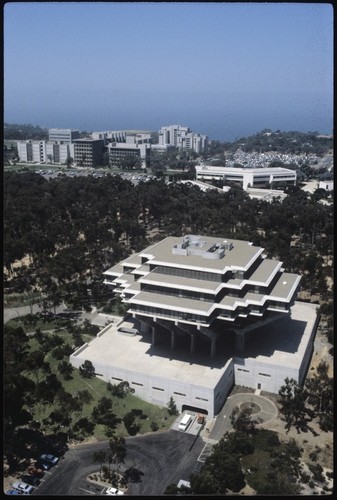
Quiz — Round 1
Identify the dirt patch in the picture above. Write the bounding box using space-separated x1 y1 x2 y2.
4 254 32 276
259 317 333 473
240 402 261 415
308 325 333 378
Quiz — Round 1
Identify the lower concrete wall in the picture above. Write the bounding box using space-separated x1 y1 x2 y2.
70 302 317 418
93 362 218 417
233 357 299 393
298 312 320 386
213 359 235 415
71 347 234 418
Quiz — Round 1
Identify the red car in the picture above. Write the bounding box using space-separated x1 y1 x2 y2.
26 465 45 478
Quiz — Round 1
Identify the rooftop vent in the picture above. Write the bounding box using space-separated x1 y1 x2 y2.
172 236 234 259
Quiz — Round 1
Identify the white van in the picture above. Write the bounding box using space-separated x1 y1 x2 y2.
178 413 192 431
12 481 34 495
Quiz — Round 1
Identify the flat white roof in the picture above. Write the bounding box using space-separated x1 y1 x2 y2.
138 236 263 273
196 165 296 175
72 302 317 389
103 236 265 275
244 301 318 368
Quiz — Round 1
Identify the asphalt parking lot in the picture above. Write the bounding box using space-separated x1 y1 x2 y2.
33 430 205 496
29 390 279 496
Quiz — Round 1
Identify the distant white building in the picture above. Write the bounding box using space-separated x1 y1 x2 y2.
17 140 74 164
107 142 151 169
158 125 208 153
16 128 79 164
195 165 297 190
91 130 152 145
150 144 176 154
48 128 80 143
318 180 334 191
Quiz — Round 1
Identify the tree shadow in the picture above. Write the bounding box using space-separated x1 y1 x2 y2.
123 467 144 483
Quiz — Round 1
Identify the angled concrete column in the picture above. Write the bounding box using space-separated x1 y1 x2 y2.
211 336 217 359
152 328 156 346
235 331 245 354
190 333 196 354
171 330 176 350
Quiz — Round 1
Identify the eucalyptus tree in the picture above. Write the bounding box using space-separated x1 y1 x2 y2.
58 360 74 380
26 350 51 383
305 361 333 431
93 450 107 476
79 360 95 378
278 378 311 433
109 436 127 475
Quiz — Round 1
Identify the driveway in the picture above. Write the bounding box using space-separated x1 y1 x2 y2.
205 391 279 442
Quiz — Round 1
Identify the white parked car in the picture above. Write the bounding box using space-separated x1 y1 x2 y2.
106 486 124 495
12 481 34 495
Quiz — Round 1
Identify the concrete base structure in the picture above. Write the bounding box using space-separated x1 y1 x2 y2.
70 301 318 418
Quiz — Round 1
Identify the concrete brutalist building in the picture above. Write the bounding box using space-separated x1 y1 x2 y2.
70 235 318 417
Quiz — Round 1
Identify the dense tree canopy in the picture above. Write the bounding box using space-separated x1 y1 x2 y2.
221 129 333 155
3 136 333 488
4 171 333 313
4 123 49 140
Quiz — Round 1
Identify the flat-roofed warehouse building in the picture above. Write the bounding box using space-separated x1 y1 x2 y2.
70 235 318 417
195 165 297 189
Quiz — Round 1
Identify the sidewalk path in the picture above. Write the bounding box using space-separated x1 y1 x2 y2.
3 303 67 324
3 304 42 324
3 304 118 328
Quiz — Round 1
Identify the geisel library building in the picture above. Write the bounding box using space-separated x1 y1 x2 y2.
70 235 319 418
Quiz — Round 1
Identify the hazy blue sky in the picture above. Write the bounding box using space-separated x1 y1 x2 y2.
4 2 333 141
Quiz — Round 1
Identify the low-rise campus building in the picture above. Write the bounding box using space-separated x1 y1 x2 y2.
107 142 151 169
16 128 80 164
195 165 297 189
91 130 152 145
73 138 105 168
48 128 80 143
70 235 318 417
17 139 75 164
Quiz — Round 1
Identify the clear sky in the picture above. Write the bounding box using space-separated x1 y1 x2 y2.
4 2 333 141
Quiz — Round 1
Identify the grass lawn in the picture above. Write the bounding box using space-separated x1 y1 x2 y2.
23 326 177 441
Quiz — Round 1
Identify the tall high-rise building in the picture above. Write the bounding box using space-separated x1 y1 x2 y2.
158 125 208 153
